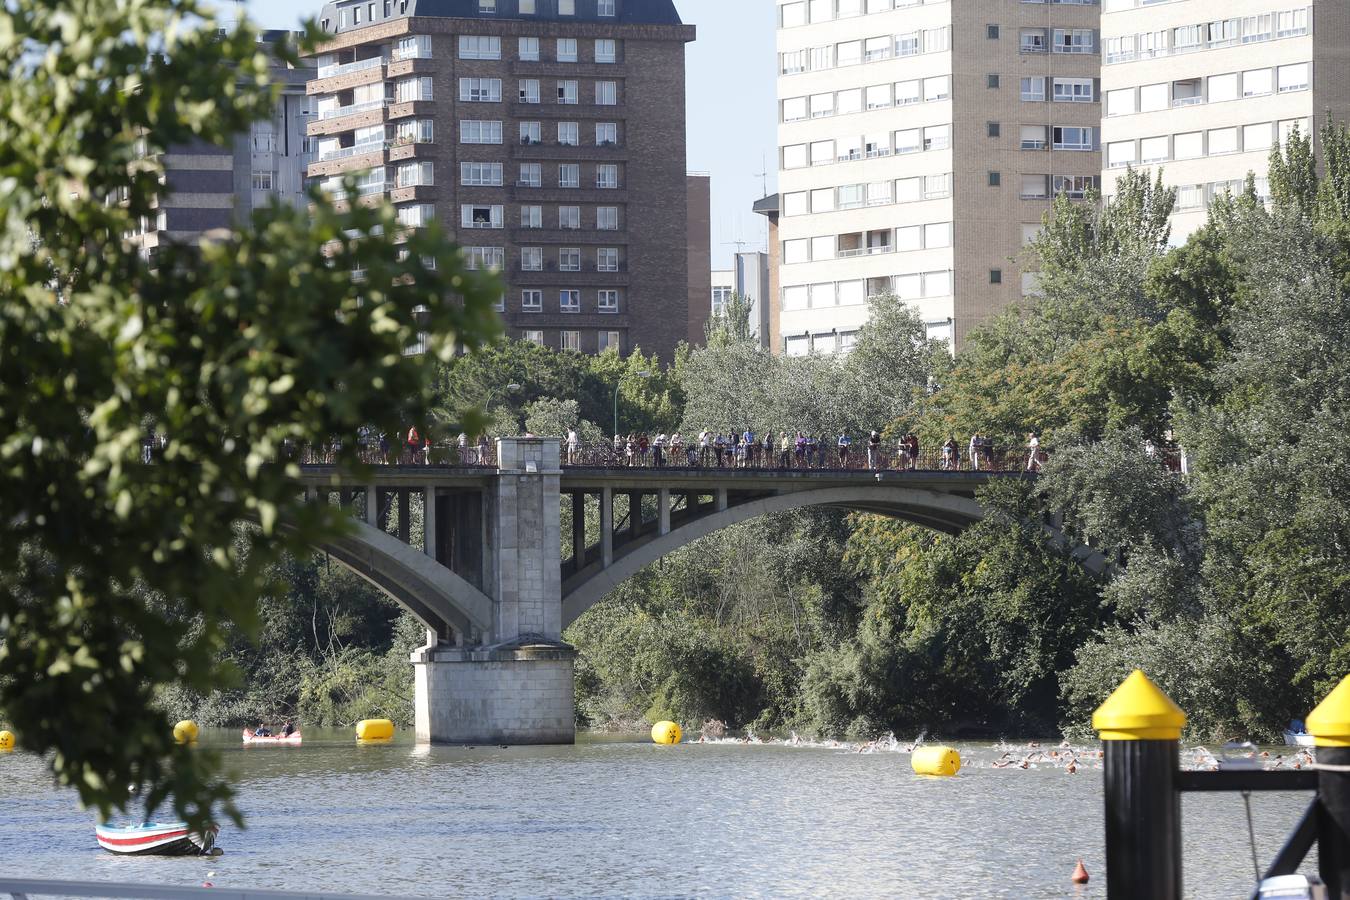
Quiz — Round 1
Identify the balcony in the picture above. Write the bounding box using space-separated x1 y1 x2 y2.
390 184 437 204
308 57 388 95
306 143 385 178
511 140 628 161
318 99 386 121
307 101 387 137
837 245 893 259
387 140 436 163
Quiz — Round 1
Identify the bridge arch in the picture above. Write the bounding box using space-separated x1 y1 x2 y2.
560 486 990 628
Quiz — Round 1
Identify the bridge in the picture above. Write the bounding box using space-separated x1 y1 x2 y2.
295 438 1100 745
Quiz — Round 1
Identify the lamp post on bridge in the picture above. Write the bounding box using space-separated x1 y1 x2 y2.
613 370 651 442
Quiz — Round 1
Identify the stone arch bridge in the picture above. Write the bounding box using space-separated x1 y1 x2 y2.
297 439 1100 745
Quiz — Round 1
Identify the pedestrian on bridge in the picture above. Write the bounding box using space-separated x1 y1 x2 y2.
566 429 580 465
837 432 852 468
867 431 882 469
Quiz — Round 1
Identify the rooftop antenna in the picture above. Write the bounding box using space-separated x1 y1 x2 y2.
753 155 769 197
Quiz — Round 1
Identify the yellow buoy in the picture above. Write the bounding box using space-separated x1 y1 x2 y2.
651 721 682 745
172 720 199 745
911 745 961 777
0 730 14 753
1307 674 1350 748
356 719 395 741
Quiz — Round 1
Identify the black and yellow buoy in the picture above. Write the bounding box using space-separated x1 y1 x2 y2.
651 721 682 745
1308 674 1350 895
0 729 14 753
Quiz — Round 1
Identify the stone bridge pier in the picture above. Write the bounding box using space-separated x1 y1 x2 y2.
413 438 575 745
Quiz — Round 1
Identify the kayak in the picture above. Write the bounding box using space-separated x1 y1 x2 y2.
242 729 302 745
96 822 219 856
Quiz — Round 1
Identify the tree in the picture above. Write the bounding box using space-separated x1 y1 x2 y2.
705 292 757 347
0 1 500 828
1267 124 1317 221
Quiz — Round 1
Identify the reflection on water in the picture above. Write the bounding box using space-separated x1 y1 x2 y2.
0 729 1318 899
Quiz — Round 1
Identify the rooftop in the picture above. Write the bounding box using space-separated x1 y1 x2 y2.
317 0 685 34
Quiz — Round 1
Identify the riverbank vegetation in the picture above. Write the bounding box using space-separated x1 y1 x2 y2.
172 131 1350 743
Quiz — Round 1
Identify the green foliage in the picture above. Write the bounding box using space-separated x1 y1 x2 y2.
0 1 498 829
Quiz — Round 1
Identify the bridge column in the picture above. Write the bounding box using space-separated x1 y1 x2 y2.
413 437 575 745
600 487 614 567
658 489 671 536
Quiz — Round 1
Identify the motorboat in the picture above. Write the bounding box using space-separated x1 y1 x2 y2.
242 728 302 745
95 822 219 856
1283 729 1316 748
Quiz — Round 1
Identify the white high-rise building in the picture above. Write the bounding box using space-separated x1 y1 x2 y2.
1100 2 1350 239
774 0 1103 354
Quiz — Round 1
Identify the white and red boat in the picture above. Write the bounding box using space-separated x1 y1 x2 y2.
95 822 219 856
242 728 302 745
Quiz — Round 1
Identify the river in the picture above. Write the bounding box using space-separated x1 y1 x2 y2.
0 729 1319 899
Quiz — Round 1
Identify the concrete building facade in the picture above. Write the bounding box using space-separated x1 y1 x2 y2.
1100 1 1350 240
774 0 1102 353
306 0 696 362
686 172 712 347
128 33 313 255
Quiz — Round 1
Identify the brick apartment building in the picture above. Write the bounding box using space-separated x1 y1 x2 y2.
306 0 698 361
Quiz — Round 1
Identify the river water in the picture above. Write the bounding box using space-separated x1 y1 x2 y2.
0 729 1319 899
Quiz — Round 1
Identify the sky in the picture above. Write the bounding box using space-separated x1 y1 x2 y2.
239 0 778 271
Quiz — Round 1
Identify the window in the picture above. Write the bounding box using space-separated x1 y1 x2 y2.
1105 88 1135 116
598 290 618 312
596 81 617 105
479 0 496 13
1053 29 1095 54
599 330 621 352
893 128 920 154
560 249 581 272
866 85 891 110
519 37 540 60
522 290 543 312
810 140 833 165
1106 141 1135 168
895 80 920 106
458 36 501 60
251 121 275 153
559 164 580 188
781 2 805 26
988 171 1001 187
394 36 431 60
396 119 434 144
396 161 433 187
923 124 949 151
397 204 434 227
461 204 504 229
1278 63 1309 93
464 247 504 271
523 330 544 346
1021 125 1047 150
559 0 574 13
1021 77 1045 102
987 74 1000 89
597 164 619 188
923 27 948 53
1208 127 1238 155
782 144 807 169
559 206 580 229
924 76 949 102
557 39 577 63
558 122 579 145
1021 174 1049 199
987 122 1001 138
396 77 433 102
925 173 951 199
1243 68 1273 97
558 81 578 104
1139 83 1168 112
519 163 542 187
598 0 616 15
837 88 861 115
459 78 502 102
521 205 542 228
598 248 619 272
596 123 618 146
595 39 617 63
520 0 536 13
1053 78 1094 102
783 97 807 122
1020 29 1046 53
1053 126 1095 151
251 171 273 191
597 207 618 230
460 120 502 144
520 121 541 144
990 269 1002 284
783 239 808 265
1208 73 1239 103
460 162 503 186
560 290 581 312
560 331 580 352
987 24 1000 40
1174 132 1203 160
1140 136 1169 163
1244 123 1273 153
1173 24 1202 52
521 247 543 271
519 79 540 104
1277 9 1308 37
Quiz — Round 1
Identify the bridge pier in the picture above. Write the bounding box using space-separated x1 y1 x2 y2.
413 438 575 745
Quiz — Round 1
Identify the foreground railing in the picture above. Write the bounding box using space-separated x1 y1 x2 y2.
0 877 412 900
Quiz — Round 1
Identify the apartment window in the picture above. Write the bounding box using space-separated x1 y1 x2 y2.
251 121 274 153
1053 29 1094 54
924 76 949 102
396 77 433 102
1053 78 1094 102
460 162 503 186
1208 73 1239 103
1173 24 1202 52
522 290 543 311
782 144 807 169
990 269 1002 284
894 128 920 154
1106 141 1136 168
783 97 807 122
1139 83 1168 113
460 120 502 144
479 0 496 13
987 24 1000 40
461 204 504 229
520 121 541 144
519 37 540 60
519 79 541 104
1242 14 1273 43
598 248 619 272
598 290 618 313
864 36 889 62
520 0 536 13
988 171 1001 187
560 290 581 312
397 119 434 144
923 27 948 53
1053 126 1095 151
1021 125 1047 150
521 205 542 228
987 122 1000 138
396 161 433 187
1105 88 1134 116
1244 123 1273 153
559 0 574 13
394 36 431 60
559 164 580 188
464 247 504 270
1174 132 1203 160
925 173 951 199
1021 77 1045 102
523 330 544 346
1053 176 1097 200
597 207 618 230
866 84 891 110
596 81 618 106
251 171 273 191
596 123 618 146
558 122 579 145
458 36 501 60
597 164 619 188
397 204 434 228
459 78 502 103
1140 136 1169 163
1021 174 1050 199
519 163 542 187
1020 29 1046 53
781 2 806 26
1243 68 1273 97
923 124 949 151
895 80 920 106
598 0 616 15
560 249 581 272
558 81 579 104
1277 9 1308 37
557 39 578 63
560 330 580 352
1278 63 1310 93
987 74 1000 89
895 31 920 57
596 39 617 63
559 206 581 229
521 247 543 271
598 330 621 352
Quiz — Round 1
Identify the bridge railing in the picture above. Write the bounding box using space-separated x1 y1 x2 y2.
562 442 1034 473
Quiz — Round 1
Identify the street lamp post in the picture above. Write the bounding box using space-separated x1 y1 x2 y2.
613 370 652 441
